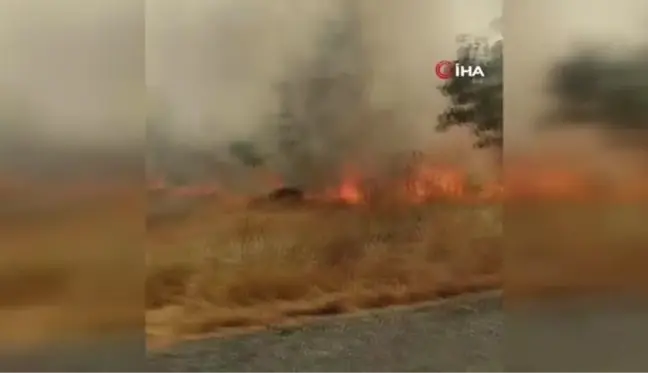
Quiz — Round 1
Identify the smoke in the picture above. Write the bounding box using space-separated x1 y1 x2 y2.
0 0 143 181
505 0 648 143
147 0 502 189
146 0 341 145
0 0 503 185
505 0 648 179
0 0 143 149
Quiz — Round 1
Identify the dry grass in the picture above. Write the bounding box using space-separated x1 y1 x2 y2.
146 195 502 344
0 185 142 351
146 186 648 348
506 202 648 300
3 179 643 352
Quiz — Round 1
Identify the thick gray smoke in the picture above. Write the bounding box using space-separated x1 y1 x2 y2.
146 0 502 190
505 0 648 147
505 0 648 180
0 0 143 148
0 0 502 186
0 0 143 179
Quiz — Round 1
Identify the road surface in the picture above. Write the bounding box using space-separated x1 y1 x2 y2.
148 292 503 372
4 291 648 371
148 291 648 372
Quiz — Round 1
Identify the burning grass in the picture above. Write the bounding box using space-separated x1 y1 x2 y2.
3 156 643 351
146 153 648 346
146 156 648 348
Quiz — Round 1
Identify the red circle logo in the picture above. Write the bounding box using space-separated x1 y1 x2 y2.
435 60 453 80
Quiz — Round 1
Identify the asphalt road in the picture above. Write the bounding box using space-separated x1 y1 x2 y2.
148 292 504 372
148 291 648 372
0 333 146 371
4 291 648 371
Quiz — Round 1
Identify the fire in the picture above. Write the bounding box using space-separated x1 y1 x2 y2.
147 155 648 204
326 160 648 204
338 180 362 204
337 167 363 204
329 163 471 204
409 165 466 202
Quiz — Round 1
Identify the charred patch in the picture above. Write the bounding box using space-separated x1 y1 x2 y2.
247 186 306 209
267 187 305 202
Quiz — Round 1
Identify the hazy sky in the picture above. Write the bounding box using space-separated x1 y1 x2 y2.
505 0 648 144
2 0 643 152
1 0 503 149
0 0 143 147
146 0 501 147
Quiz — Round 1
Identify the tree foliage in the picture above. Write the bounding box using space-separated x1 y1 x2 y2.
545 46 648 130
436 33 648 151
542 45 648 150
437 35 503 148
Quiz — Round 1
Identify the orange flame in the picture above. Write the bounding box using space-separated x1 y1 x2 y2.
409 165 466 202
144 155 648 204
337 167 363 204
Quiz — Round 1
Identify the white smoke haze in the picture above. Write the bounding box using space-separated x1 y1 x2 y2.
0 0 144 149
146 0 341 144
146 0 502 188
0 0 505 184
505 0 648 142
9 1 645 185
505 0 648 179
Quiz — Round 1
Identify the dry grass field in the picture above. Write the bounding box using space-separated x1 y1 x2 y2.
146 190 503 346
2 158 646 352
145 159 648 348
0 182 142 351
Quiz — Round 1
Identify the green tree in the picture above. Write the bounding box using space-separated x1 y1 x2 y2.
543 45 648 148
437 35 503 149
